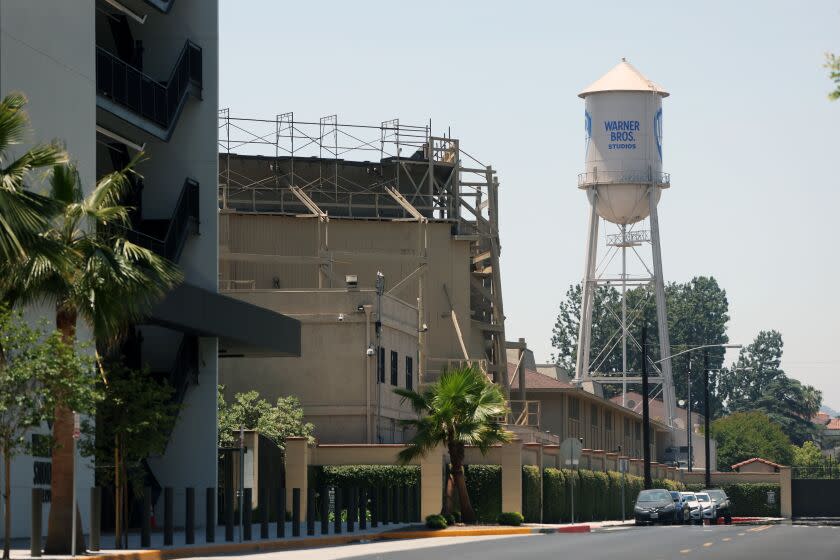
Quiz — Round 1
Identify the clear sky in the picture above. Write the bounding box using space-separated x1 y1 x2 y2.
220 0 840 410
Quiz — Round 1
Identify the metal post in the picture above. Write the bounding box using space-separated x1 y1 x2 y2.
642 325 653 489
71 432 78 557
348 487 358 532
570 470 575 523
225 485 234 541
90 487 101 552
239 427 245 543
391 486 399 524
359 488 367 530
320 487 329 535
205 487 215 543
402 485 410 523
333 487 342 534
186 488 195 544
276 488 286 538
292 488 301 537
375 272 384 442
370 486 378 528
687 359 693 472
621 224 628 406
306 488 315 535
164 487 173 546
575 202 600 382
704 349 712 488
30 488 42 557
381 486 388 525
141 487 151 547
648 187 675 426
243 488 252 541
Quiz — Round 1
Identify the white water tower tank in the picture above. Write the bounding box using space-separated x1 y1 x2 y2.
579 59 669 225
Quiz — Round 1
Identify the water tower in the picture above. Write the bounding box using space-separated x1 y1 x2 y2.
575 59 676 427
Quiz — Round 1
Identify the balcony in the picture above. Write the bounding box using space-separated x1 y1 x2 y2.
96 40 202 140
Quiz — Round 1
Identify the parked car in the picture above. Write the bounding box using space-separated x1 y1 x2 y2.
704 488 733 524
634 489 678 525
694 492 717 521
680 492 703 524
669 491 691 523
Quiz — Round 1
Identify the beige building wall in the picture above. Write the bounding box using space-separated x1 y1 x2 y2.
219 213 479 373
219 289 418 444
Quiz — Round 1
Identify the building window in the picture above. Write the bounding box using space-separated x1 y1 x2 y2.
390 350 398 386
605 410 613 430
590 404 598 426
405 356 413 391
569 397 580 419
378 347 385 383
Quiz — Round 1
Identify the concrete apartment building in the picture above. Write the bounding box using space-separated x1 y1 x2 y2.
1 0 298 537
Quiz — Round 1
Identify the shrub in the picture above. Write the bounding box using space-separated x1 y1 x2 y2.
522 466 541 522
686 483 781 517
463 465 502 522
425 514 448 529
443 513 456 526
653 478 686 492
311 465 420 488
497 511 524 526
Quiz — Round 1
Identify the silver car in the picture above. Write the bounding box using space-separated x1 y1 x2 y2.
680 492 703 523
694 492 716 521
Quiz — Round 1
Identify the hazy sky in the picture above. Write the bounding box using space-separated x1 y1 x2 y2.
220 0 840 410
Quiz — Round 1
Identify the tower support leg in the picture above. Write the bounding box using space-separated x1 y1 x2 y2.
648 187 675 426
575 200 599 382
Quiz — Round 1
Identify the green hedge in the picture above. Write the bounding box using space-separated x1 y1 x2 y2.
462 465 502 522
685 483 780 517
522 466 541 522
541 468 650 523
310 465 420 489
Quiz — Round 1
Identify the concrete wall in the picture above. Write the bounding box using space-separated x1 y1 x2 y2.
219 290 418 443
0 0 97 539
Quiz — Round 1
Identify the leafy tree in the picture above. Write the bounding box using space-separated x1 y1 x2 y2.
710 411 793 470
395 366 512 523
791 441 828 478
217 386 314 451
80 364 179 549
826 53 840 100
0 92 66 264
0 161 181 553
550 276 729 410
0 307 97 559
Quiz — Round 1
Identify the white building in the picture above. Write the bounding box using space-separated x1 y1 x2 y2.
0 0 299 540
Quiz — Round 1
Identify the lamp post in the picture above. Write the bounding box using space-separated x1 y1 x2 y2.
375 271 384 443
704 350 711 488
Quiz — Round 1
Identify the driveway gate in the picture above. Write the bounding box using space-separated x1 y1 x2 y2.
792 468 840 517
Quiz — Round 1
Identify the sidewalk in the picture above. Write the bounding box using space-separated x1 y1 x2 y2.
9 519 622 559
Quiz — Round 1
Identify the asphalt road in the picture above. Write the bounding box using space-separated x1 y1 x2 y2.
207 523 840 560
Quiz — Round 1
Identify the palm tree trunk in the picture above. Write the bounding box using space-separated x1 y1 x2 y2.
44 305 85 554
449 445 476 524
4 449 12 560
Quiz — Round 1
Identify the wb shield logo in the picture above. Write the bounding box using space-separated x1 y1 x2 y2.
654 108 663 160
584 110 592 154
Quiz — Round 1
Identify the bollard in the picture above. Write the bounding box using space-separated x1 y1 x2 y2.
90 487 101 552
141 487 152 547
243 488 252 541
292 488 301 537
391 486 399 524
260 487 269 539
347 487 356 532
225 486 234 542
370 486 378 528
31 488 43 557
307 488 316 536
410 485 418 522
205 488 215 543
164 487 174 546
401 485 409 523
186 488 195 544
359 487 367 530
382 486 390 525
276 488 286 538
333 487 342 534
320 487 329 535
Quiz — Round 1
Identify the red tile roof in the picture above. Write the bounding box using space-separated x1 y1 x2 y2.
812 412 831 426
507 363 574 390
730 457 784 470
826 417 840 430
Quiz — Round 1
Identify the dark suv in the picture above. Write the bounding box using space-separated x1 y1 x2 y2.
704 488 733 524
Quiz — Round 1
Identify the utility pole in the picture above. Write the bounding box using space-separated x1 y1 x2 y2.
687 358 692 472
704 349 712 488
375 271 384 443
641 326 652 489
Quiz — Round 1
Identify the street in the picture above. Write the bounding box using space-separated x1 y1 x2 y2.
197 524 840 560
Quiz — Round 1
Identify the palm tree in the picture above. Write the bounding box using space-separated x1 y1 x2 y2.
0 92 66 263
395 366 512 523
2 161 182 553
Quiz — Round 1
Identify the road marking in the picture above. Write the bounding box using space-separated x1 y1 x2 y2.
737 532 745 536
721 537 732 542
747 525 771 533
680 549 692 554
703 542 713 547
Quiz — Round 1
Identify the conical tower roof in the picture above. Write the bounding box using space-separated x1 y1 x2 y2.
578 58 669 98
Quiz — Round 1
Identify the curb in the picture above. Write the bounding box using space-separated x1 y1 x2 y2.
87 524 594 560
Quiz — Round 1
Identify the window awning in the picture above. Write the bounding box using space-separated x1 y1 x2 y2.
149 283 300 357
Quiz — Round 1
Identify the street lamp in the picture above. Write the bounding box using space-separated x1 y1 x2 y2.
641 341 741 488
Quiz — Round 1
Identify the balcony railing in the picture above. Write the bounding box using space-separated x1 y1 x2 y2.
123 178 199 262
578 170 670 188
502 400 541 428
96 40 202 133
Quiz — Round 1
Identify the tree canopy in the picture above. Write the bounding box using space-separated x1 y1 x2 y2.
217 386 315 451
710 411 794 470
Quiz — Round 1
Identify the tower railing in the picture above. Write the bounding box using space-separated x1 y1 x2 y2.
577 170 670 187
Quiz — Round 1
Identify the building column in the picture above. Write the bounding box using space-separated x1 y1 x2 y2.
779 467 792 518
501 440 523 513
419 446 445 518
285 437 310 519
